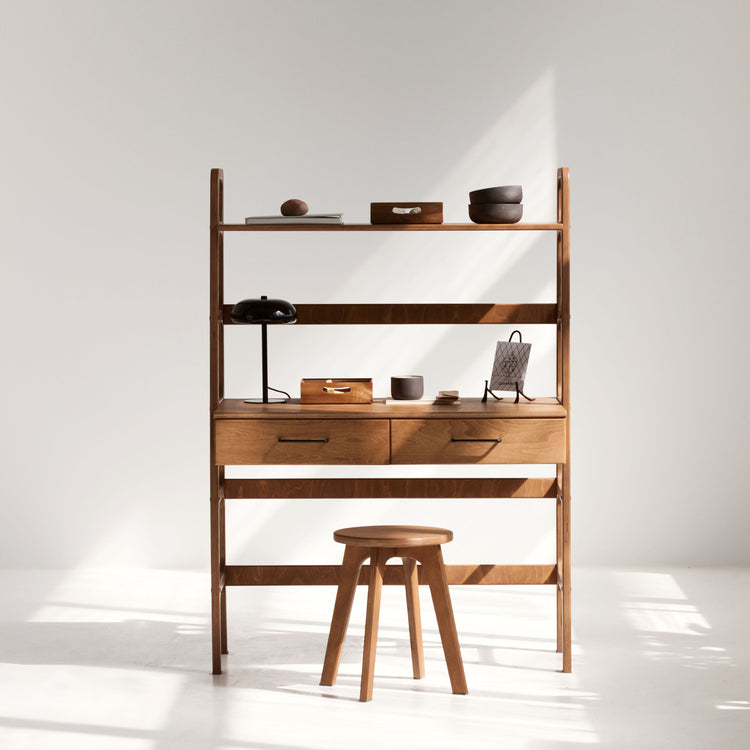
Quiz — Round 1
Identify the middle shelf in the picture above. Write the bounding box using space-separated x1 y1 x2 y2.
221 303 558 326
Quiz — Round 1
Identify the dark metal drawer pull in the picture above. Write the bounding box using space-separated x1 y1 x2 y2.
278 437 329 444
451 437 502 443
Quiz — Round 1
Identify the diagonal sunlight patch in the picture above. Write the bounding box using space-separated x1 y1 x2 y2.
613 571 735 671
421 67 559 221
3 571 207 747
320 68 560 399
222 69 562 567
615 571 711 635
0 665 185 743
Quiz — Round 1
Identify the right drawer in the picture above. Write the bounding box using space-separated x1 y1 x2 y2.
391 418 566 464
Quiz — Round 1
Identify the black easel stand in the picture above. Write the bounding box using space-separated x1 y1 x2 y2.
481 380 535 405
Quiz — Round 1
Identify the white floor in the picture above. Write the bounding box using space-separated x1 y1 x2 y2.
1 567 749 749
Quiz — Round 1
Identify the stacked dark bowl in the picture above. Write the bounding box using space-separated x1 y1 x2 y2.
468 185 523 224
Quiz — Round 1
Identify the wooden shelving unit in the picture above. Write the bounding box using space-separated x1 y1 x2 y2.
209 168 571 675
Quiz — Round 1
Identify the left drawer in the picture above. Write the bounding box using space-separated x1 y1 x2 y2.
214 419 390 465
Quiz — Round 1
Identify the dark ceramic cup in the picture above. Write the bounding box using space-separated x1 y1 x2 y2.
391 375 424 400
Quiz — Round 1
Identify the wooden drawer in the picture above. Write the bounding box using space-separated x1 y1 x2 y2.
391 418 565 464
215 419 390 465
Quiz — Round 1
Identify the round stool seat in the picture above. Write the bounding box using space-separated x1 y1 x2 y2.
333 525 453 548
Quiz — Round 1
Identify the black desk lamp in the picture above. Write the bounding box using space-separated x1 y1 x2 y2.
230 296 297 403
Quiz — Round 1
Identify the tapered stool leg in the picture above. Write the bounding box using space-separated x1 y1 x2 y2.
402 557 425 679
360 547 387 702
419 545 468 694
321 545 369 686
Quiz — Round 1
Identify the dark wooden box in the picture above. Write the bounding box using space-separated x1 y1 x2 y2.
370 202 443 224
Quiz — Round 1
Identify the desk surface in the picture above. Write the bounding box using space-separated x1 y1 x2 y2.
214 397 567 420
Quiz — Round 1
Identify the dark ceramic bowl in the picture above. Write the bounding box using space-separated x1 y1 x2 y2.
469 185 522 204
391 375 424 400
468 203 523 224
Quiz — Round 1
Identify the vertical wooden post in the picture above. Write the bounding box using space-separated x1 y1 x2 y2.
210 169 226 674
556 167 572 673
556 481 564 653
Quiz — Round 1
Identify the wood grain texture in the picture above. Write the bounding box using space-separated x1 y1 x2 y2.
219 492 227 655
412 545 468 694
320 546 370 687
214 419 390 465
209 494 223 674
333 525 453 547
214 397 567 419
556 474 564 654
402 557 425 679
360 548 387 700
223 302 557 325
224 564 557 586
557 167 572 673
209 167 573 675
223 477 558 499
209 168 225 674
300 378 373 404
391 418 566 464
370 202 443 224
561 463 572 672
322 541 466 700
217 222 563 232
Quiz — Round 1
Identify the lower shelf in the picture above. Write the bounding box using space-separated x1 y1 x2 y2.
224 563 557 586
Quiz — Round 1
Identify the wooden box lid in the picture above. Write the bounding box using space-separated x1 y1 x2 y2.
300 378 374 404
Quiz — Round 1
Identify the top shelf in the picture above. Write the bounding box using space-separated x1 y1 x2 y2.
216 222 563 232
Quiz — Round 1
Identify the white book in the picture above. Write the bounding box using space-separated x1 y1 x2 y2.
244 213 343 225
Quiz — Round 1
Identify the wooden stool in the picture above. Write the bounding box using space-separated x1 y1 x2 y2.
320 525 468 701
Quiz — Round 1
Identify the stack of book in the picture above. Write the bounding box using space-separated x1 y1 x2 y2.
434 390 460 405
245 213 343 225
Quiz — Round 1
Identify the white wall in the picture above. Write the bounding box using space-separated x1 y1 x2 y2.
1 0 748 569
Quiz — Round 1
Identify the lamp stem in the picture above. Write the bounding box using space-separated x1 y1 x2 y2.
261 322 268 404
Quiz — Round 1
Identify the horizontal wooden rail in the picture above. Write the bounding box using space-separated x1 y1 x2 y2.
223 477 557 499
225 564 557 586
217 222 563 232
223 303 557 326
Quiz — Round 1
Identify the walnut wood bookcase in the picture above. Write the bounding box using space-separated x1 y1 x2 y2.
209 167 571 675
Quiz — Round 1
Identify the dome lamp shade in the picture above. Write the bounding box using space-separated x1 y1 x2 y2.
230 298 297 325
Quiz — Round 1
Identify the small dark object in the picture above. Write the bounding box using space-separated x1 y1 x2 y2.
280 198 309 216
469 185 522 204
482 378 534 405
468 203 523 224
391 375 424 400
